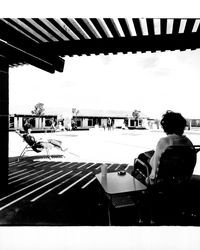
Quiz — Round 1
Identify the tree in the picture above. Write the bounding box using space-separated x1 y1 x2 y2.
72 108 79 117
132 109 141 127
31 103 45 116
71 108 79 130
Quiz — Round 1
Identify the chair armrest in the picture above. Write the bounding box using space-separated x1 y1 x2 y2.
134 158 150 177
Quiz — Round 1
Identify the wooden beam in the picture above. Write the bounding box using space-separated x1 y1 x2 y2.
0 54 8 193
43 32 200 56
0 40 55 73
0 20 65 72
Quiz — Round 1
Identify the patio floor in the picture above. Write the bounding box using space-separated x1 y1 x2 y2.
3 129 200 226
0 155 199 226
1 156 136 225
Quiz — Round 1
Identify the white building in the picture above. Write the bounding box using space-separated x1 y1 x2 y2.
72 109 150 130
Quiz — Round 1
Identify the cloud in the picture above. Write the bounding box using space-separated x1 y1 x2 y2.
9 49 200 119
137 54 159 69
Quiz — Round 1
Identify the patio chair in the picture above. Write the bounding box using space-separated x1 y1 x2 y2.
134 145 200 225
15 130 66 161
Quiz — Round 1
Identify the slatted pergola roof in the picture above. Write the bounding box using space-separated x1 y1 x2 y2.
0 17 200 73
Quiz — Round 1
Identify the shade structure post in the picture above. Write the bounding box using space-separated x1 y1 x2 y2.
0 54 8 193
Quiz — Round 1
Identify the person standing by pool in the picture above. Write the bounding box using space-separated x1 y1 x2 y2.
107 118 112 131
23 118 32 133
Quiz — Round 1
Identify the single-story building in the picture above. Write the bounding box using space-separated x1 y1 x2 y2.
72 109 150 129
9 114 58 132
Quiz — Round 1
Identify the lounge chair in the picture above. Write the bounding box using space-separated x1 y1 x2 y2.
15 130 67 161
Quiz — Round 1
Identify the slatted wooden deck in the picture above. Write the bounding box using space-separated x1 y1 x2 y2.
0 157 132 225
2 156 200 226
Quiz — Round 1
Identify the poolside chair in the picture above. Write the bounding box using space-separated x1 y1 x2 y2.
15 130 66 161
134 145 200 225
154 145 198 185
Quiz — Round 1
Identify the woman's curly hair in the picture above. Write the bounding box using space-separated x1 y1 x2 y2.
161 110 187 135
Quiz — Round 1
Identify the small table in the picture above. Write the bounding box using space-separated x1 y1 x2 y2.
95 172 147 225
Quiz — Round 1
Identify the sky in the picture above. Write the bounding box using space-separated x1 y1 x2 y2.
9 48 200 119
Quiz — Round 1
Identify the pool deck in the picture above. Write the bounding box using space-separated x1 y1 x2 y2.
9 128 200 174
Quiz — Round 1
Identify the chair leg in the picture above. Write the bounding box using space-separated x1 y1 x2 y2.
18 145 29 162
45 148 52 160
108 205 112 226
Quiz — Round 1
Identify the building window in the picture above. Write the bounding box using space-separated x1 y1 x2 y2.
130 119 135 126
45 119 53 127
88 119 93 126
23 117 35 128
9 116 14 128
76 119 81 127
30 118 36 128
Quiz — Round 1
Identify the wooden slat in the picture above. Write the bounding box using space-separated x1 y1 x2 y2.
118 18 132 37
153 19 161 35
39 18 69 41
193 19 200 33
112 18 126 37
3 18 42 43
179 19 187 34
32 18 64 42
184 18 196 33
61 18 86 40
140 18 148 35
48 18 79 40
67 18 90 39
0 19 40 67
160 18 167 35
75 18 100 39
167 19 174 34
132 18 143 36
0 17 200 72
20 18 57 42
90 18 110 38
0 19 64 70
146 18 155 36
104 18 121 37
172 19 181 34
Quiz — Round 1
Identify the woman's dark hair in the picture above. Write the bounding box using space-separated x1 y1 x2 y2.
160 110 187 135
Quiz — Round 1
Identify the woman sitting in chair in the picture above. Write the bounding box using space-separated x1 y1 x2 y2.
131 110 195 185
18 122 67 154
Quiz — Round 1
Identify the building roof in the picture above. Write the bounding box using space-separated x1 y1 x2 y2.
1 18 200 73
76 109 147 118
10 113 57 118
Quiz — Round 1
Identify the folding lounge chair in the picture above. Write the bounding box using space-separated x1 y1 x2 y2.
15 130 66 161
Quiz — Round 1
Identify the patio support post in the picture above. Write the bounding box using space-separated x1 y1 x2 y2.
0 55 8 193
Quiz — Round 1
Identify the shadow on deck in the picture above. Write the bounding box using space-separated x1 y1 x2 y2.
2 156 134 226
1 156 200 226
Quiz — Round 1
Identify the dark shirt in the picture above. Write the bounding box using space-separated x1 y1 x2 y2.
23 134 43 152
23 134 36 146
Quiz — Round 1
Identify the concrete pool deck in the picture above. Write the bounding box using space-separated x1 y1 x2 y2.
9 128 200 175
